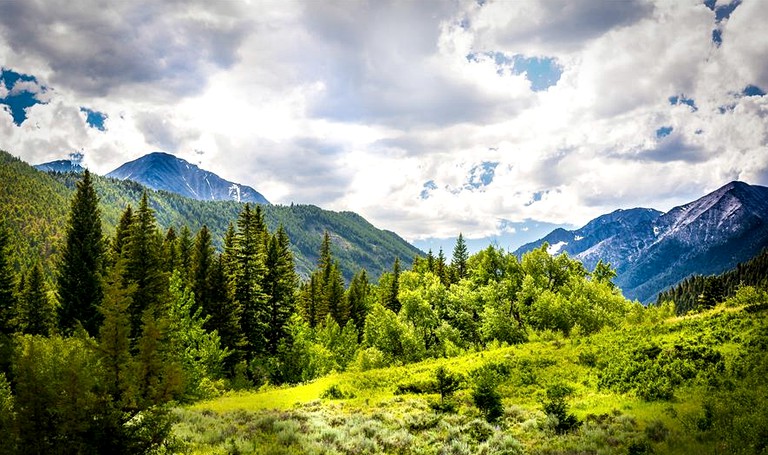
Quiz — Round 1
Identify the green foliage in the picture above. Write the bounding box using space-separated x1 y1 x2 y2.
472 368 504 422
57 169 105 336
0 222 18 336
0 372 16 454
435 366 462 404
17 262 55 336
166 270 229 400
657 248 768 313
451 233 469 283
542 383 579 433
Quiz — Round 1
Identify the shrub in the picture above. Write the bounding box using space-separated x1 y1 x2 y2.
542 383 579 433
321 384 354 400
472 373 503 422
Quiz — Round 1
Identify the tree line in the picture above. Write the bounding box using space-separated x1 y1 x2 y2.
0 171 643 453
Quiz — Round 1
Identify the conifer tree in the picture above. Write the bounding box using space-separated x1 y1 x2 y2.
124 193 167 340
176 225 193 283
234 204 268 359
192 225 214 315
299 274 323 328
97 258 135 405
20 263 55 336
0 224 18 336
112 205 133 261
262 226 297 355
326 261 348 326
436 248 449 287
451 233 469 283
383 257 401 313
346 269 370 342
205 254 243 371
57 169 105 336
162 227 178 274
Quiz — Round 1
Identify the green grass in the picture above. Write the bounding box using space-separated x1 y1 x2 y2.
176 304 768 454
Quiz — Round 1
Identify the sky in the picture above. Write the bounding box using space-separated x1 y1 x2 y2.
1 0 767 252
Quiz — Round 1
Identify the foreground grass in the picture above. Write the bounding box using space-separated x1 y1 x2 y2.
175 305 766 454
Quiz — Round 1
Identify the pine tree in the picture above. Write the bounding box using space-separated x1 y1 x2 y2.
383 258 401 313
234 204 268 359
20 263 55 336
97 258 135 405
346 269 370 342
436 248 449 287
124 193 168 340
326 261 348 326
176 225 193 283
111 205 133 261
192 225 214 315
299 274 323 328
262 226 297 355
205 254 243 372
0 223 18 336
58 169 105 336
162 227 178 274
451 233 469 283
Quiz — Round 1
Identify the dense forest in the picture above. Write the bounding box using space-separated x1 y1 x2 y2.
1 169 767 454
656 247 768 313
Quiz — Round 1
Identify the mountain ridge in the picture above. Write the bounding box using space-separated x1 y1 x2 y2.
106 152 270 204
514 181 768 303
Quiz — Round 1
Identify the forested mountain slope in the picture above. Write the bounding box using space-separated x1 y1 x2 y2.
0 150 422 280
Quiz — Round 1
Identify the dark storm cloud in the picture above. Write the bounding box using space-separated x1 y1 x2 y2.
0 0 250 98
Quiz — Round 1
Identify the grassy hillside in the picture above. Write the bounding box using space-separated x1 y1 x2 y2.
175 299 768 454
1 150 422 280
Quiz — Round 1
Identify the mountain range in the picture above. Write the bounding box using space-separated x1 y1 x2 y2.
515 181 768 303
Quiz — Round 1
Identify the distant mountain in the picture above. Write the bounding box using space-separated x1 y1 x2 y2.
1 149 422 281
515 181 768 303
107 152 269 204
34 159 85 173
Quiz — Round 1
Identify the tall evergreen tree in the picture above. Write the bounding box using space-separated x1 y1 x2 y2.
192 225 214 315
234 204 268 359
20 263 55 336
176 225 193 283
112 205 134 261
162 227 179 274
346 269 370 342
326 261 348 326
205 254 243 372
57 169 105 336
262 226 297 355
383 257 401 313
124 193 167 340
0 223 18 336
451 233 469 283
299 274 323 328
436 248 449 287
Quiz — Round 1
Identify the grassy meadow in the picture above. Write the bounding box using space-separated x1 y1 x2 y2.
173 302 768 454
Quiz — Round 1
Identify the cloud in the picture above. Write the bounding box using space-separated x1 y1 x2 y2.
0 0 250 99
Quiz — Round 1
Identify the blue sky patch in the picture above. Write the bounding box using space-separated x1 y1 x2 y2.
656 126 673 138
466 52 563 92
669 94 698 111
420 180 438 200
0 68 48 126
80 107 108 131
465 161 499 190
742 85 766 97
714 0 741 22
712 28 722 46
524 190 547 207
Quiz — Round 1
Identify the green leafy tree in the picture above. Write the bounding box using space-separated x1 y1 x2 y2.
58 169 105 336
166 270 228 399
0 372 16 454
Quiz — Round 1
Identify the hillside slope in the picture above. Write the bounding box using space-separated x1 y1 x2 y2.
1 150 422 280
